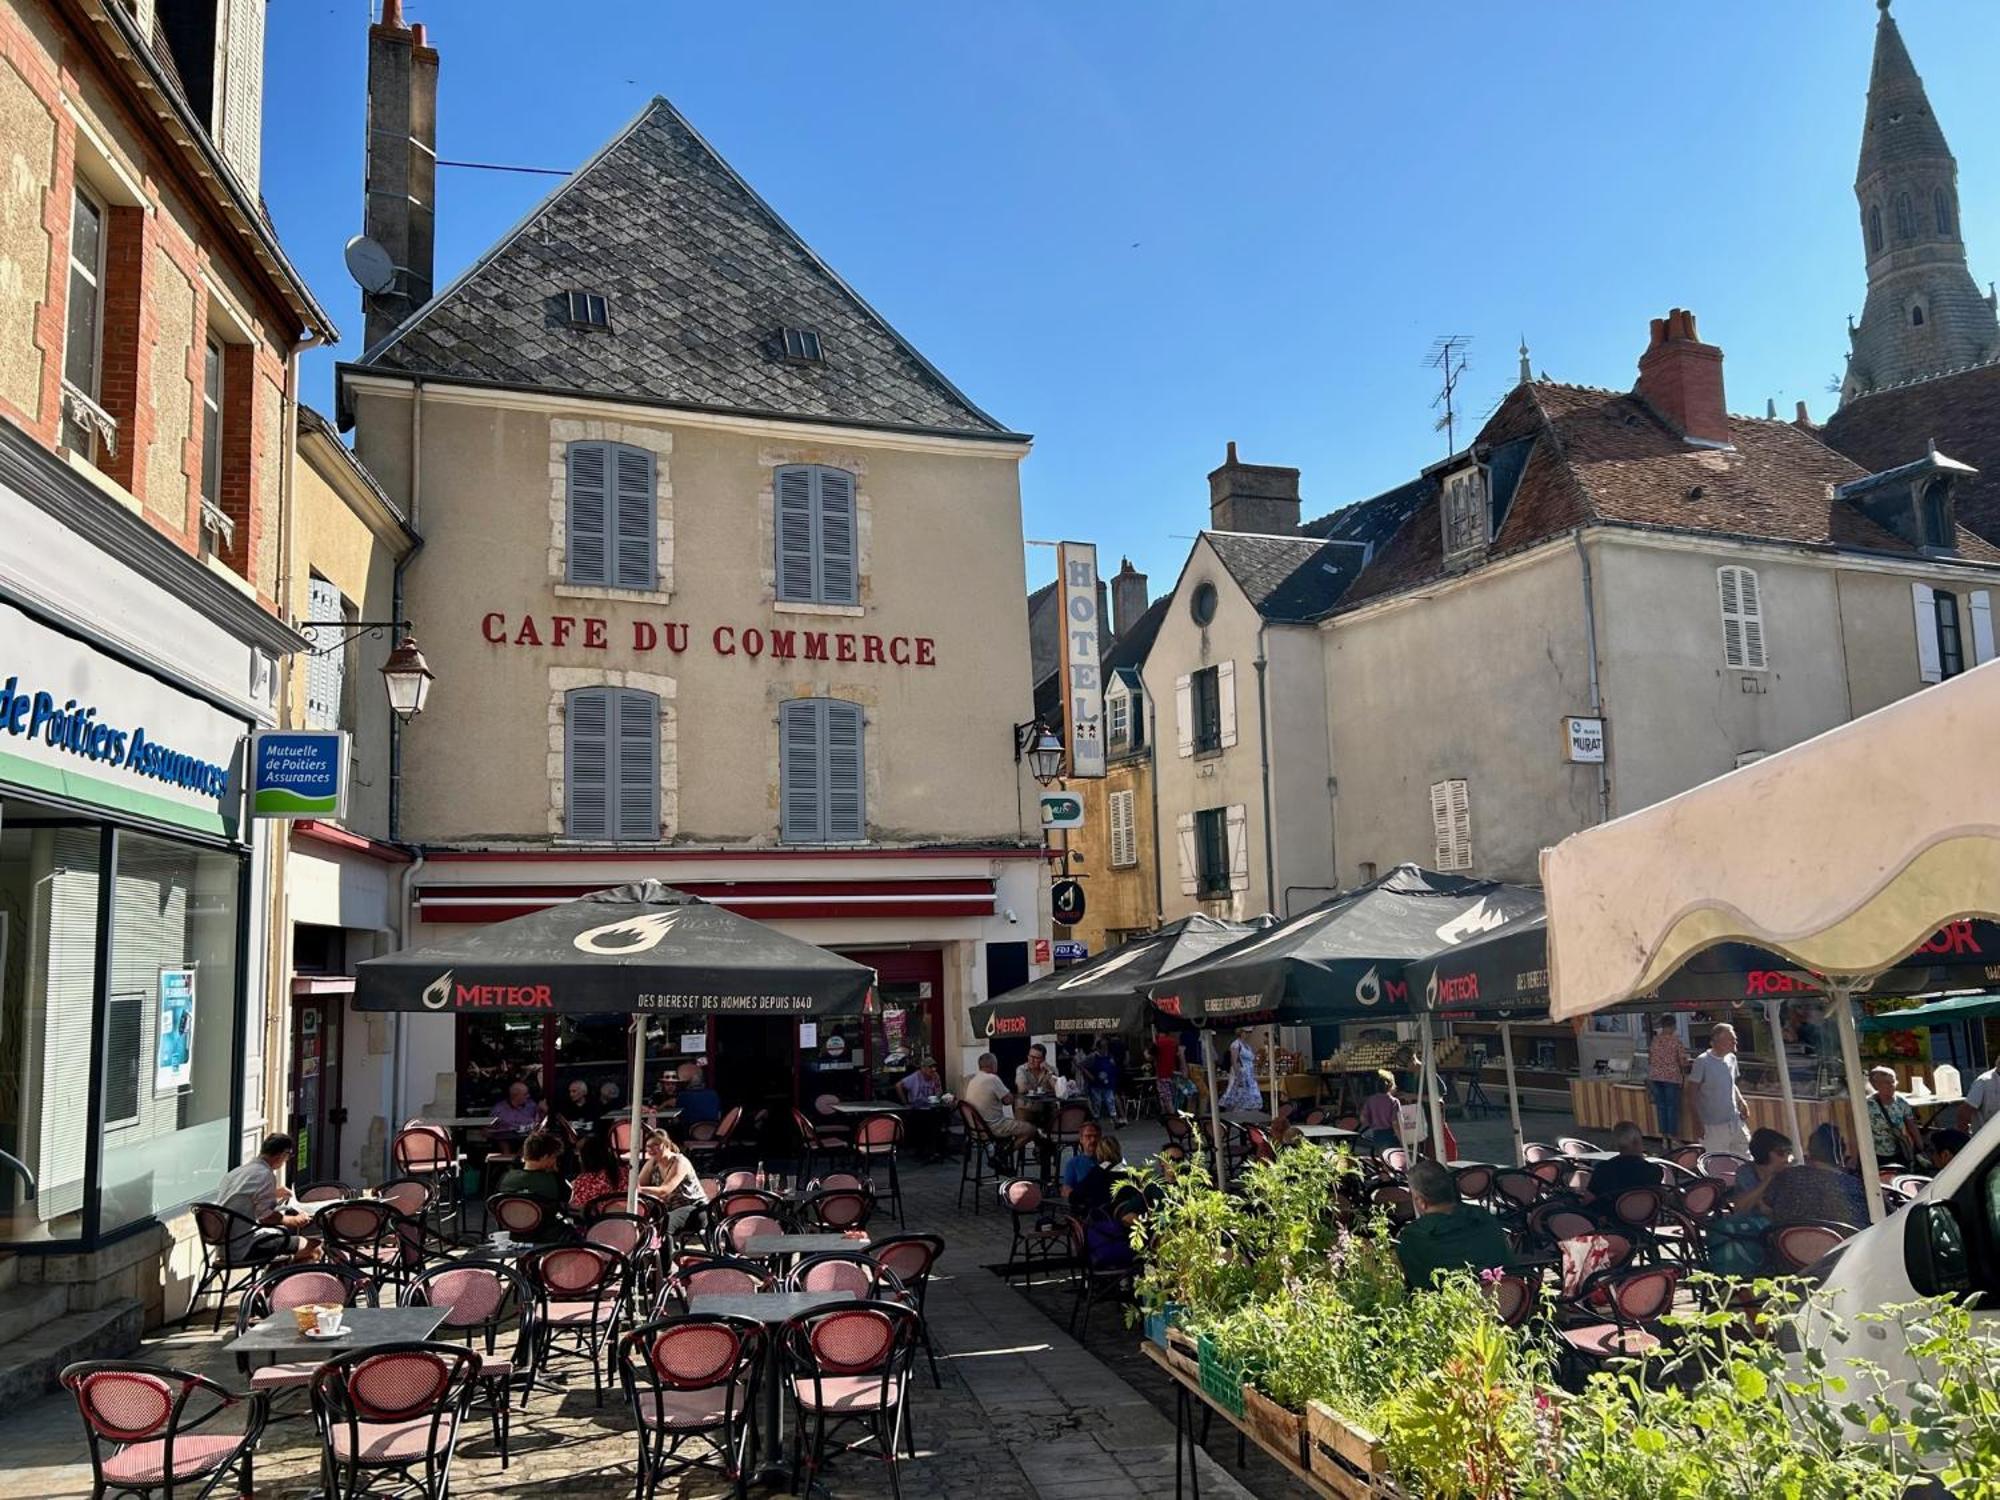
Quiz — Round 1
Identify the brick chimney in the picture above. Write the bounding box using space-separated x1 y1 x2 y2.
1207 442 1302 534
1634 308 1731 447
1110 557 1148 641
362 1 438 351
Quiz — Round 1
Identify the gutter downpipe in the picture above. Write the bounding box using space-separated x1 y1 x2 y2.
1145 690 1165 923
386 378 425 1178
1573 531 1611 824
1254 625 1277 913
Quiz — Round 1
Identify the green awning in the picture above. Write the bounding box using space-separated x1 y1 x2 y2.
1858 992 2000 1032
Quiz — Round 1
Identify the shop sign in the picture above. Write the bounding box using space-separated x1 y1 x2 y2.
0 602 243 835
1056 543 1105 779
251 731 348 818
480 613 938 668
1563 715 1606 763
1051 879 1087 925
1053 940 1088 963
1032 939 1051 966
1039 791 1084 830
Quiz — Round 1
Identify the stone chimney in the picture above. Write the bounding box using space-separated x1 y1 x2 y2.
1110 558 1148 641
1634 308 1731 447
362 0 438 351
1207 442 1302 534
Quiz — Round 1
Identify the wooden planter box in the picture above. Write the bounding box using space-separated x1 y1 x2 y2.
1306 1399 1396 1498
1164 1325 1200 1380
1242 1384 1308 1469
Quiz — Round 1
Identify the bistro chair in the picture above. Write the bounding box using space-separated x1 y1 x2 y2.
1453 1163 1499 1207
405 1261 537 1464
713 1210 785 1261
1521 1142 1564 1164
586 1212 662 1318
818 1171 868 1192
1485 1271 1541 1329
1557 1137 1598 1158
853 1114 907 1227
1556 1265 1682 1381
1891 1173 1934 1198
187 1202 292 1331
1492 1169 1549 1222
714 1187 784 1220
1068 1209 1140 1342
296 1181 354 1205
1049 1103 1093 1168
720 1170 761 1192
797 1186 874 1234
1368 1183 1414 1228
680 1120 723 1174
310 1342 480 1500
234 1263 376 1410
659 1255 771 1315
1000 1179 1074 1285
782 1300 923 1498
788 1252 899 1299
618 1315 765 1500
1526 1159 1565 1187
1669 1144 1705 1172
318 1199 426 1297
1377 1145 1412 1176
686 1107 744 1175
485 1193 565 1245
1697 1152 1752 1185
1161 1111 1195 1154
794 1108 852 1181
956 1102 1017 1212
867 1233 946 1388
63 1361 267 1500
1766 1220 1854 1275
1678 1177 1728 1221
522 1244 626 1407
391 1125 463 1229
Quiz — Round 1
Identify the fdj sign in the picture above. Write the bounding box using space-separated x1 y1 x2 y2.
252 731 349 819
1039 792 1084 830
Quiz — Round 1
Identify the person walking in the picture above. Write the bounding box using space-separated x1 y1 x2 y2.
1689 1023 1751 1156
1646 1016 1690 1146
1218 1025 1264 1113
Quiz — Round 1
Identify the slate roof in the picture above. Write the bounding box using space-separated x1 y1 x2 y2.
359 97 1015 439
1820 362 2000 544
1105 592 1170 672
1205 531 1369 622
1336 378 2000 609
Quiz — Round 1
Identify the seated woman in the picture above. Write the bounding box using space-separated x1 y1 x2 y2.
1070 1132 1126 1217
568 1132 624 1212
636 1131 708 1233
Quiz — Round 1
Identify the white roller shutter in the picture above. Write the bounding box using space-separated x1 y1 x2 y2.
1914 582 1942 683
1431 779 1472 871
1218 660 1238 747
1174 674 1193 759
1109 788 1137 868
1225 803 1250 892
1175 811 1197 896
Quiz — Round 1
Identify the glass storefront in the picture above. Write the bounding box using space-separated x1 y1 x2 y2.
0 801 244 1247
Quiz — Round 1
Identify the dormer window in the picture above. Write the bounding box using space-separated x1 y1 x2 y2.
779 326 823 363
565 291 610 329
1921 479 1953 549
1441 466 1486 567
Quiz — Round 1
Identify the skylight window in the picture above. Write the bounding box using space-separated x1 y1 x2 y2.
566 291 610 329
779 326 823 363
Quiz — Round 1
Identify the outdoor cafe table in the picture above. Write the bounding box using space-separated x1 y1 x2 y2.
689 1289 850 1488
228 1304 448 1357
1218 1110 1273 1126
828 1100 904 1116
743 1232 861 1268
1295 1124 1358 1143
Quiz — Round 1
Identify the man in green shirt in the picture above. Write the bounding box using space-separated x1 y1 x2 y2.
1395 1159 1513 1289
494 1131 568 1239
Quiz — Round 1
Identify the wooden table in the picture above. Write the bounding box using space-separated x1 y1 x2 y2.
689 1290 853 1488
229 1304 447 1357
1568 1078 1842 1139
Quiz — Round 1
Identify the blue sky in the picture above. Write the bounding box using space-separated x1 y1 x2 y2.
264 1 2000 594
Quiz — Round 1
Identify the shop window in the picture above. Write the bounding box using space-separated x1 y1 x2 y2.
774 465 858 606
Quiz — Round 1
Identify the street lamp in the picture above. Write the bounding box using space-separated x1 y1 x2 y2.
380 635 435 722
1014 720 1065 786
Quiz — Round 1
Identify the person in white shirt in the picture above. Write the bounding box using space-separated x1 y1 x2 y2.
963 1053 1037 1145
1959 1066 2000 1135
1688 1023 1751 1156
213 1133 317 1263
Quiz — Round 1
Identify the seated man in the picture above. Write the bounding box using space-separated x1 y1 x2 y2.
494 1131 570 1238
1084 1038 1121 1121
1587 1120 1665 1208
215 1133 317 1265
1395 1159 1513 1289
1062 1121 1105 1204
488 1079 542 1137
964 1052 1038 1156
673 1063 722 1125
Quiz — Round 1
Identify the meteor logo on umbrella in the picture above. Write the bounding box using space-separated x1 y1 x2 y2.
1435 898 1506 946
573 911 683 955
422 970 453 1010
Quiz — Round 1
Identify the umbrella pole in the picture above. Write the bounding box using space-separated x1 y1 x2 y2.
1831 981 1887 1225
1764 999 1805 1155
1500 1022 1525 1164
1419 1015 1447 1162
1205 1039 1227 1184
1267 1025 1279 1119
626 1016 646 1215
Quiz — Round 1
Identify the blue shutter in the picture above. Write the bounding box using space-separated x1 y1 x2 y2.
565 688 610 839
824 700 865 841
611 445 655 590
779 699 823 842
613 688 659 841
566 443 609 585
775 467 815 602
815 468 858 605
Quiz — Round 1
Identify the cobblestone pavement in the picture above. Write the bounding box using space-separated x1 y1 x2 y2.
0 1116 1352 1500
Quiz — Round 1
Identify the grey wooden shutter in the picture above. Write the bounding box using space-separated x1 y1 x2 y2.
613 688 660 841
775 467 816 602
824 700 865 841
816 468 858 605
566 443 610 585
304 574 343 729
1913 583 1942 682
611 446 656 590
780 699 824 841
565 687 611 839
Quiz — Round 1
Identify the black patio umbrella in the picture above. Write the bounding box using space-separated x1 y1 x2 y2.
354 881 876 1017
356 882 876 1210
966 914 1255 1041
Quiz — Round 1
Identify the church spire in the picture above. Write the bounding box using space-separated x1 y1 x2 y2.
1841 0 2000 404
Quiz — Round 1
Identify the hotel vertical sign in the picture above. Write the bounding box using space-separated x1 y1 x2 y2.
1056 542 1104 779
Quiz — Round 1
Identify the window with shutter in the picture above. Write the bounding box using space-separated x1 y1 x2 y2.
1225 804 1251 892
1970 590 1996 666
1176 812 1197 896
1913 582 1943 682
566 443 609 586
1217 661 1238 748
774 465 859 605
1430 779 1472 871
779 698 867 843
612 446 655 589
565 687 661 843
566 441 656 589
1194 807 1230 898
1935 589 1965 680
1109 789 1137 868
1191 667 1222 753
1174 675 1193 759
1716 566 1766 670
303 574 347 731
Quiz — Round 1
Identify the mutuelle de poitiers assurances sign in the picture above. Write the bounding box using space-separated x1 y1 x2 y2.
0 674 230 799
251 730 348 818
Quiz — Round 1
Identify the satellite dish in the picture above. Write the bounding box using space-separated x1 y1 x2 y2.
343 234 397 295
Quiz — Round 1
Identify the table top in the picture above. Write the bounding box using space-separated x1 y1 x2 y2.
229 1304 448 1355
1218 1111 1273 1126
1295 1124 1358 1141
744 1233 865 1258
415 1116 495 1130
688 1290 850 1324
829 1100 906 1115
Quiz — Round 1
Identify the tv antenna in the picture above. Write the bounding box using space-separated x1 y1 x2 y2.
1427 335 1472 455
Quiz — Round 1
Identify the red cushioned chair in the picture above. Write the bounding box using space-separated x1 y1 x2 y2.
782 1300 922 1498
405 1260 537 1466
309 1342 480 1500
64 1361 267 1499
234 1263 376 1413
619 1314 764 1499
522 1244 625 1407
